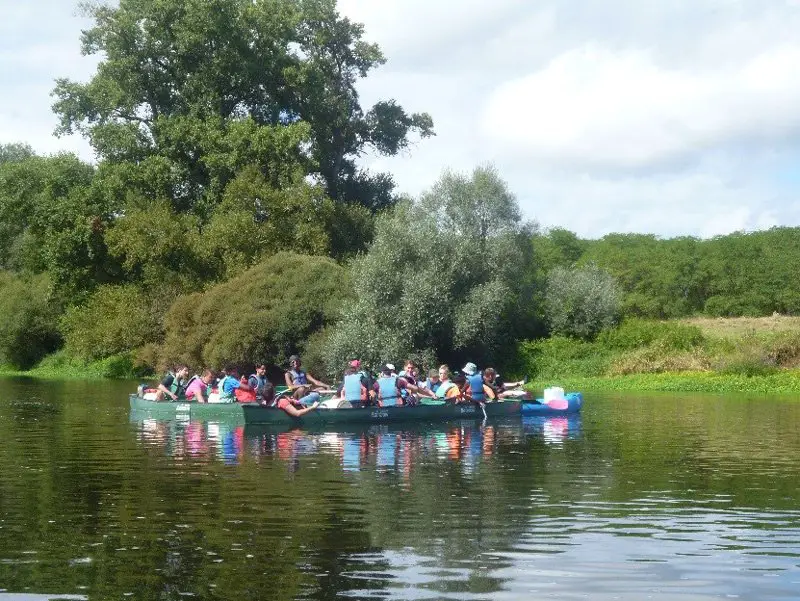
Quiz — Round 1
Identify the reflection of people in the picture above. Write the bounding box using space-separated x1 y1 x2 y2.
156 366 190 401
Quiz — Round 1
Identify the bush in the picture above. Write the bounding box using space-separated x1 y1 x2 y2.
516 337 613 380
160 252 350 373
544 264 621 339
60 285 164 361
0 272 62 369
597 318 705 352
609 341 711 375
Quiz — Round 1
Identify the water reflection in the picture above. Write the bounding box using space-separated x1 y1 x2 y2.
131 414 556 476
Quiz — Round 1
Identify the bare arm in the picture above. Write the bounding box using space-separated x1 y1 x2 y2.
157 383 177 400
281 401 319 417
284 372 294 388
307 373 328 388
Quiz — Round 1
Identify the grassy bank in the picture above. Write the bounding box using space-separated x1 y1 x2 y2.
530 370 800 395
520 316 800 395
0 351 149 381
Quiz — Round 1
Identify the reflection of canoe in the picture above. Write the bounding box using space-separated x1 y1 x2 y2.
243 400 522 425
129 394 251 422
522 392 583 415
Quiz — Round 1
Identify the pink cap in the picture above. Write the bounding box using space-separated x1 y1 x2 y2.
349 359 361 368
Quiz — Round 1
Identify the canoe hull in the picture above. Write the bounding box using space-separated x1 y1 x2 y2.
522 392 583 415
242 400 522 425
129 394 252 422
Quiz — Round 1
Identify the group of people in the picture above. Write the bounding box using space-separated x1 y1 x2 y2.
153 355 526 416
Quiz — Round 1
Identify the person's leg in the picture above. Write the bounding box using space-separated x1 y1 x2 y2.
297 391 321 406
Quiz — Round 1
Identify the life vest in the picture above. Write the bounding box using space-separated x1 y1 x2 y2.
218 375 238 403
436 380 455 399
167 372 187 398
378 376 400 407
249 374 271 402
288 369 308 386
467 374 485 401
343 374 365 402
235 377 256 403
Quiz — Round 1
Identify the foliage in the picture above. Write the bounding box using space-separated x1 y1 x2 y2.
324 165 536 374
0 152 118 302
0 272 62 369
516 336 613 381
160 252 350 372
52 0 433 212
544 264 621 339
60 285 165 361
597 318 705 352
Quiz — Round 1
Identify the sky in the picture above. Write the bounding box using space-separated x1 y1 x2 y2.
2 1 799 238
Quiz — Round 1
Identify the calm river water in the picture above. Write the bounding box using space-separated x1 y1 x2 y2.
0 378 798 600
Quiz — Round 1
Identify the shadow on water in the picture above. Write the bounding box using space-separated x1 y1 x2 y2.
1 381 800 600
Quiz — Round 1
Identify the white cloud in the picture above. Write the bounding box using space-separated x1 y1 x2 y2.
483 44 800 169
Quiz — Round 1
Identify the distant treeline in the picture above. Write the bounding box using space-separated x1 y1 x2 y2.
533 227 800 319
0 0 797 378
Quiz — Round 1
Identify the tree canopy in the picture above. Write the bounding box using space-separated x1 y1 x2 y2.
324 165 537 373
52 0 433 213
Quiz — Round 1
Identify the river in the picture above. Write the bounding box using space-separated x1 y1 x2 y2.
0 378 798 600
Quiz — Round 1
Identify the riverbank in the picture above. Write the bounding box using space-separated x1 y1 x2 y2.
530 370 800 395
520 315 800 395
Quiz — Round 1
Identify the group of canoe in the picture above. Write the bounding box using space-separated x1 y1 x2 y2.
135 355 583 424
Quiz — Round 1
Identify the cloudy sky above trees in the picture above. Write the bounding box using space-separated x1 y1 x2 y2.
2 0 799 238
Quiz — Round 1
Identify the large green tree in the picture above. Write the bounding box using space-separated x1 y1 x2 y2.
52 0 433 213
325 165 537 373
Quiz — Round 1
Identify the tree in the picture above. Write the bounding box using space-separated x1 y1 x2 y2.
544 264 621 339
0 152 118 302
324 165 537 373
52 0 433 212
0 272 62 369
159 252 350 371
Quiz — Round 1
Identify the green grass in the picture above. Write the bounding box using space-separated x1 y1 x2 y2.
529 370 800 395
0 351 151 381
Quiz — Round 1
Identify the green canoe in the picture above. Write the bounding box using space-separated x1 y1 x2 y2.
242 399 522 425
129 394 251 422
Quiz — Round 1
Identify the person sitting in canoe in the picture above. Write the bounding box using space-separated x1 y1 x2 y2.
218 366 255 404
337 364 369 407
462 362 492 403
434 365 457 399
156 365 190 401
373 364 408 407
348 359 376 404
419 368 441 394
483 367 528 400
443 373 471 403
248 364 275 406
397 360 436 401
185 369 214 403
284 355 329 392
274 388 320 417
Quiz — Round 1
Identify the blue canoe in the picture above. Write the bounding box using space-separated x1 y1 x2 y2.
521 392 583 415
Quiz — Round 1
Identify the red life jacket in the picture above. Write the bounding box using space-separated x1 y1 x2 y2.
234 377 257 403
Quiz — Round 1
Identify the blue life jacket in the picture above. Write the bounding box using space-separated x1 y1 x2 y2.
343 374 363 402
378 376 400 407
249 374 271 401
436 381 455 399
467 374 485 401
288 369 308 386
219 375 238 403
